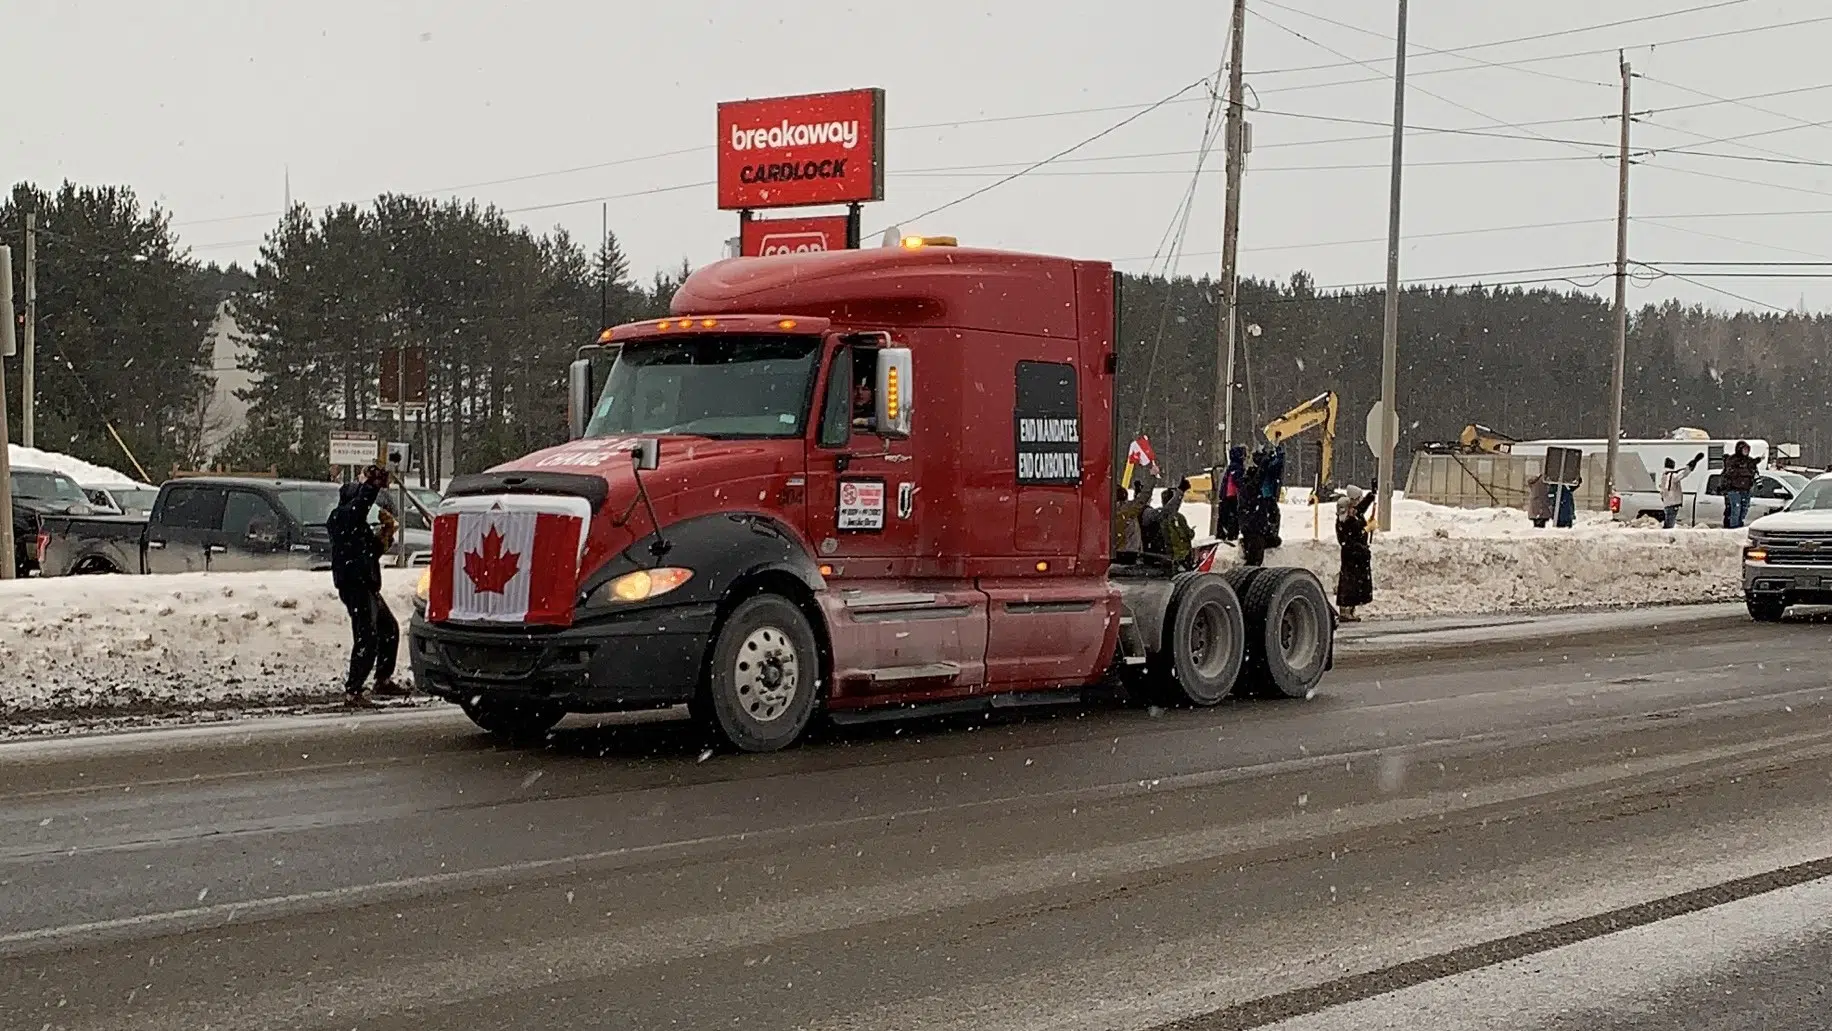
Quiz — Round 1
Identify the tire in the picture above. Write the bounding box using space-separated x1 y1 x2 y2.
1747 597 1787 623
1238 568 1332 699
461 697 565 741
703 594 820 753
1148 573 1245 706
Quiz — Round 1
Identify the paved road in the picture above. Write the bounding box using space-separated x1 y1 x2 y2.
3 619 1830 1030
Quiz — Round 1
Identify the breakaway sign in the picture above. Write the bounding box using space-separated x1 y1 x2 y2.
740 214 852 256
718 88 885 210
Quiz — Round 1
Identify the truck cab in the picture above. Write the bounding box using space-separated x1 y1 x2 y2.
408 244 1334 750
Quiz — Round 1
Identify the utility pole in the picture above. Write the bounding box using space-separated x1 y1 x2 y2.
1210 0 1247 538
1374 0 1408 531
21 211 36 449
1 246 17 579
1604 52 1632 508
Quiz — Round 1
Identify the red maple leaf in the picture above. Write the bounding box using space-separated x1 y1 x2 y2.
463 525 520 594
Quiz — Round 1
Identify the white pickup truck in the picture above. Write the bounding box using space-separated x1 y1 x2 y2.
1743 472 1832 621
1615 468 1807 528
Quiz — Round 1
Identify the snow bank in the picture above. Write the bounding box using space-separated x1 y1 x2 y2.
7 444 141 487
1 569 419 720
1177 494 1743 615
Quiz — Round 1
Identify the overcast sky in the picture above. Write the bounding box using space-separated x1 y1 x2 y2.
10 0 1832 313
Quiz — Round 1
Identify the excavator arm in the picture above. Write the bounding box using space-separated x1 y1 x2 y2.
1261 391 1338 488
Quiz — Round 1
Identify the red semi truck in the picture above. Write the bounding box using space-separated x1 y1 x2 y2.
409 240 1335 751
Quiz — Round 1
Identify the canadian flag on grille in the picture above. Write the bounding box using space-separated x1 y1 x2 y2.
427 506 583 626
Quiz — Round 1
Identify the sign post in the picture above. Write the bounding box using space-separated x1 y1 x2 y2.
0 246 16 579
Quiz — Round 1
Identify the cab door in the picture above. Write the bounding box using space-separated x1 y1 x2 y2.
216 488 295 571
146 484 225 573
804 337 987 700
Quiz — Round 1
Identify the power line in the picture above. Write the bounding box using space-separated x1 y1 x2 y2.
1635 161 1832 200
1252 0 1613 89
870 77 1211 233
1249 10 1832 101
1633 219 1832 263
896 153 1602 177
1248 6 1602 156
1633 263 1791 311
1252 105 1611 147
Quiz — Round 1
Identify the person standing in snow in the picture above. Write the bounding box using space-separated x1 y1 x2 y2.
1256 444 1286 547
1335 484 1377 621
1217 446 1247 542
1659 452 1706 529
1525 471 1552 528
1720 440 1759 529
328 465 407 707
1555 474 1580 529
1160 482 1195 570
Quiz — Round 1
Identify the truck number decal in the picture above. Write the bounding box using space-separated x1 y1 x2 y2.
1014 361 1082 486
837 479 886 531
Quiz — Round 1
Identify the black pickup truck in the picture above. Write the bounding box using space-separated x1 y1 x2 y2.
10 464 104 576
37 476 433 576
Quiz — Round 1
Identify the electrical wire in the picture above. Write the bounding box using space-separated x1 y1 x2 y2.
1634 162 1832 200
1633 219 1832 263
1245 0 1752 78
1632 263 1792 311
1252 0 1612 90
1249 6 1603 156
868 78 1210 234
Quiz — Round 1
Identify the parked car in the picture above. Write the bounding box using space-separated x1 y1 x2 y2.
1742 472 1832 621
81 482 160 517
1614 467 1805 527
37 476 433 576
9 464 102 576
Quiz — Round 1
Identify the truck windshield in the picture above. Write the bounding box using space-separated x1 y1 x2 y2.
1788 480 1832 511
12 471 90 505
585 334 820 439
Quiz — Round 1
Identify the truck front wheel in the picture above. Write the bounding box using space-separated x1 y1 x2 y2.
1747 596 1787 622
703 594 820 753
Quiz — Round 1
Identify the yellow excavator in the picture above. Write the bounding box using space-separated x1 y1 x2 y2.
1185 391 1339 501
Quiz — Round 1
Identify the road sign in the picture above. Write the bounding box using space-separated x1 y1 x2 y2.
1364 401 1400 457
378 345 428 407
329 430 380 467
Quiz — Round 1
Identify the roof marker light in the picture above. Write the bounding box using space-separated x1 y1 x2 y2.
777 319 798 330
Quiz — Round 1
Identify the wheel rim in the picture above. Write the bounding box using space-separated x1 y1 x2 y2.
1187 599 1233 679
734 625 800 723
1278 595 1323 672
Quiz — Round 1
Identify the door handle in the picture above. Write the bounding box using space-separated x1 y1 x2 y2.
147 540 166 550
207 544 227 554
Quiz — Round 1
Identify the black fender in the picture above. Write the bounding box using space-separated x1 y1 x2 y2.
577 512 826 619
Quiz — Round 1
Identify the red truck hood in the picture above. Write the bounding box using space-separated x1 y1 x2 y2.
485 434 800 574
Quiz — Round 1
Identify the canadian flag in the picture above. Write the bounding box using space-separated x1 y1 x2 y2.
1127 435 1159 472
427 500 586 626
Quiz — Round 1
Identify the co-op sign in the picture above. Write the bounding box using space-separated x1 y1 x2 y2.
717 88 885 210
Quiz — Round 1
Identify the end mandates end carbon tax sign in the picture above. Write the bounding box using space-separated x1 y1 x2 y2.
717 88 885 210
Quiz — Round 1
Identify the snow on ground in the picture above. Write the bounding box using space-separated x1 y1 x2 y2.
7 444 141 487
1 569 420 721
1179 494 1746 615
0 492 1750 723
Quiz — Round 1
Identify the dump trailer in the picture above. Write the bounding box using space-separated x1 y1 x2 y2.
408 241 1336 752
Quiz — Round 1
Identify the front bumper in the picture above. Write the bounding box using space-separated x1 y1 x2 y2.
1742 559 1832 605
409 601 719 712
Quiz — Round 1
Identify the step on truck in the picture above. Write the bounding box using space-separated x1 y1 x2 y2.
408 241 1336 751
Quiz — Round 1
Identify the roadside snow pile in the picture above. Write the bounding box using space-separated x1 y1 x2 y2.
1180 495 1744 615
7 444 140 487
0 569 419 721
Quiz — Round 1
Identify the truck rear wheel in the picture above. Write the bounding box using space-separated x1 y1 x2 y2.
704 594 820 753
1238 568 1331 699
461 698 565 741
1149 573 1245 706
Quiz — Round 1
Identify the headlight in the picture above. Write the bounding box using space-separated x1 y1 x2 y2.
415 569 432 602
590 567 693 606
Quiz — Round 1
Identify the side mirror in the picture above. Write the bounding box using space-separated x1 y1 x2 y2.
875 347 914 438
632 438 661 472
567 358 594 440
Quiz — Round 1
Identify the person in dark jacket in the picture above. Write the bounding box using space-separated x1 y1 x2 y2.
1721 440 1759 529
1238 463 1270 567
1217 446 1247 542
1335 484 1376 621
328 465 405 706
1255 444 1286 547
